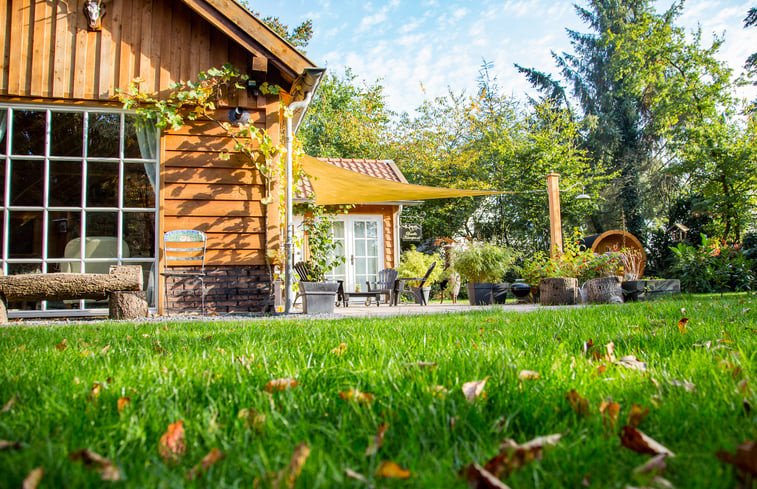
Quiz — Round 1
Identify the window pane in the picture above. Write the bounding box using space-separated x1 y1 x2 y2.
123 212 154 257
124 163 155 208
355 240 365 256
9 211 42 258
366 221 378 239
86 212 117 238
6 263 43 312
354 221 365 238
50 112 83 156
49 161 82 206
10 160 43 206
48 211 81 258
123 115 142 158
87 113 120 158
11 110 45 156
87 161 118 207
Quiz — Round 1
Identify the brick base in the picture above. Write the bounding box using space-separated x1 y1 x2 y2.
163 265 273 314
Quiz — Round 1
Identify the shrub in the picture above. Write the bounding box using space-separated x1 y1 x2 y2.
670 234 754 293
397 247 443 287
453 242 518 283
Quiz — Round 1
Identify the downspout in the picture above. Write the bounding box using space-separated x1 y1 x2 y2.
283 92 314 314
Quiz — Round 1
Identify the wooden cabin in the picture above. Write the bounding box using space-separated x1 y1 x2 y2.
0 0 320 316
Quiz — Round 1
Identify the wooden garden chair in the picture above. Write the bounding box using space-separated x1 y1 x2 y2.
161 230 207 315
366 268 399 305
394 261 436 306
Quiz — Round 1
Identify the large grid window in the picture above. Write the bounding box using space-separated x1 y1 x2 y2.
0 105 159 316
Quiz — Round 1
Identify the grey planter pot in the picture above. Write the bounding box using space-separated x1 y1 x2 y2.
622 279 681 302
412 286 431 305
300 282 340 314
467 282 494 305
492 282 510 304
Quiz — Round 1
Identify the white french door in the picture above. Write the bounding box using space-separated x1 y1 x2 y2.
296 214 382 292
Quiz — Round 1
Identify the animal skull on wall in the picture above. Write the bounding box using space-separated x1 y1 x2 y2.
83 0 106 31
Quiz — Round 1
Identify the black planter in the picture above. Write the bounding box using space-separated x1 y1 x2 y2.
300 282 340 314
466 282 494 305
510 283 532 302
492 283 510 304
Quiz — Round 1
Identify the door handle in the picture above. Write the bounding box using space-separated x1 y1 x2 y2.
351 255 354 265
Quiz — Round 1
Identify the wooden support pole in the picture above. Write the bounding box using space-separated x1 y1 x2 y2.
546 173 563 258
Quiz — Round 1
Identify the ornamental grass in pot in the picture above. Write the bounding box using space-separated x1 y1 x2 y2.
453 242 517 305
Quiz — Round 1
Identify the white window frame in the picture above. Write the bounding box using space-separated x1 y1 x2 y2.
0 103 160 318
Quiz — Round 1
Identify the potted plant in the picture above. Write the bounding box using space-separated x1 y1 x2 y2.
297 205 345 314
397 247 443 304
453 242 517 305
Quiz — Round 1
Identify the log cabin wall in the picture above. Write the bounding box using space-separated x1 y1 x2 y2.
0 0 291 314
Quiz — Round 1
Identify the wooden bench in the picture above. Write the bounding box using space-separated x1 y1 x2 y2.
0 265 147 322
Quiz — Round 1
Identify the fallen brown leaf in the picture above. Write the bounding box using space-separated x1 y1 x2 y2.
22 467 44 489
0 440 22 450
117 397 131 413
339 389 375 404
583 339 602 361
374 460 411 479
518 370 541 380
462 377 490 403
265 378 299 392
69 449 122 481
366 423 388 456
716 440 757 480
2 395 17 413
615 356 647 371
330 343 347 355
186 448 225 480
99 344 111 355
55 340 68 351
274 442 310 489
599 401 620 431
485 434 563 478
158 420 186 463
605 342 617 363
632 453 668 477
460 463 512 489
566 390 590 417
89 383 102 400
677 317 689 334
620 426 674 457
627 404 649 428
238 408 266 430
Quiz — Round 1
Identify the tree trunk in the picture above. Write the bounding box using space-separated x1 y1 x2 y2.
108 291 148 319
0 266 142 302
584 276 623 304
539 277 579 305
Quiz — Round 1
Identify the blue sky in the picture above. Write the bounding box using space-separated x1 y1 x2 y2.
262 1 757 113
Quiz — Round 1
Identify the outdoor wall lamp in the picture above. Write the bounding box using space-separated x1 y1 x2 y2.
561 182 591 201
228 107 250 125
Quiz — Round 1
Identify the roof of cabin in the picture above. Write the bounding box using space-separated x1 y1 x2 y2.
297 158 409 201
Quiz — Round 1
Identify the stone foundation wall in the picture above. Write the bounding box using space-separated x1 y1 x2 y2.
163 265 273 314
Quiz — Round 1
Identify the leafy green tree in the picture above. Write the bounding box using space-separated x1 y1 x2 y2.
745 7 757 110
299 69 393 159
237 2 313 49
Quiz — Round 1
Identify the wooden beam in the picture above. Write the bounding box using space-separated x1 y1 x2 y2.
547 173 562 259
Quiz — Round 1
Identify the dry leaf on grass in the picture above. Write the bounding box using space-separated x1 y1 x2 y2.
462 377 490 403
482 434 563 479
677 317 689 334
274 442 310 489
69 449 122 481
89 383 103 400
117 397 131 413
605 342 617 363
366 423 388 456
374 460 411 479
331 343 347 355
566 390 590 417
633 453 668 477
620 426 674 457
55 340 68 351
716 440 757 480
0 440 23 450
616 356 648 371
186 448 225 480
99 344 111 355
21 467 44 489
339 389 375 404
627 404 649 428
518 370 541 380
344 468 374 487
238 408 266 431
2 395 17 413
599 401 620 431
158 420 186 463
265 378 299 392
460 463 512 489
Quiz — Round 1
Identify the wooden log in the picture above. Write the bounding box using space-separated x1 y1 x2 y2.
584 276 623 304
0 294 7 324
539 277 579 305
108 291 148 319
0 266 142 302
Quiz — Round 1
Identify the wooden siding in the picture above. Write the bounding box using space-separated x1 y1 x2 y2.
0 0 267 102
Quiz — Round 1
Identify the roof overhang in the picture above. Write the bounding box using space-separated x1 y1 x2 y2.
177 0 316 83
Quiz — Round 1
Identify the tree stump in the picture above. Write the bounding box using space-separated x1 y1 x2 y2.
108 291 148 319
539 277 579 305
0 266 142 302
584 276 623 304
0 293 7 324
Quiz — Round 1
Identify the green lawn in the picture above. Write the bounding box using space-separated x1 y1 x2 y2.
1 295 755 488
